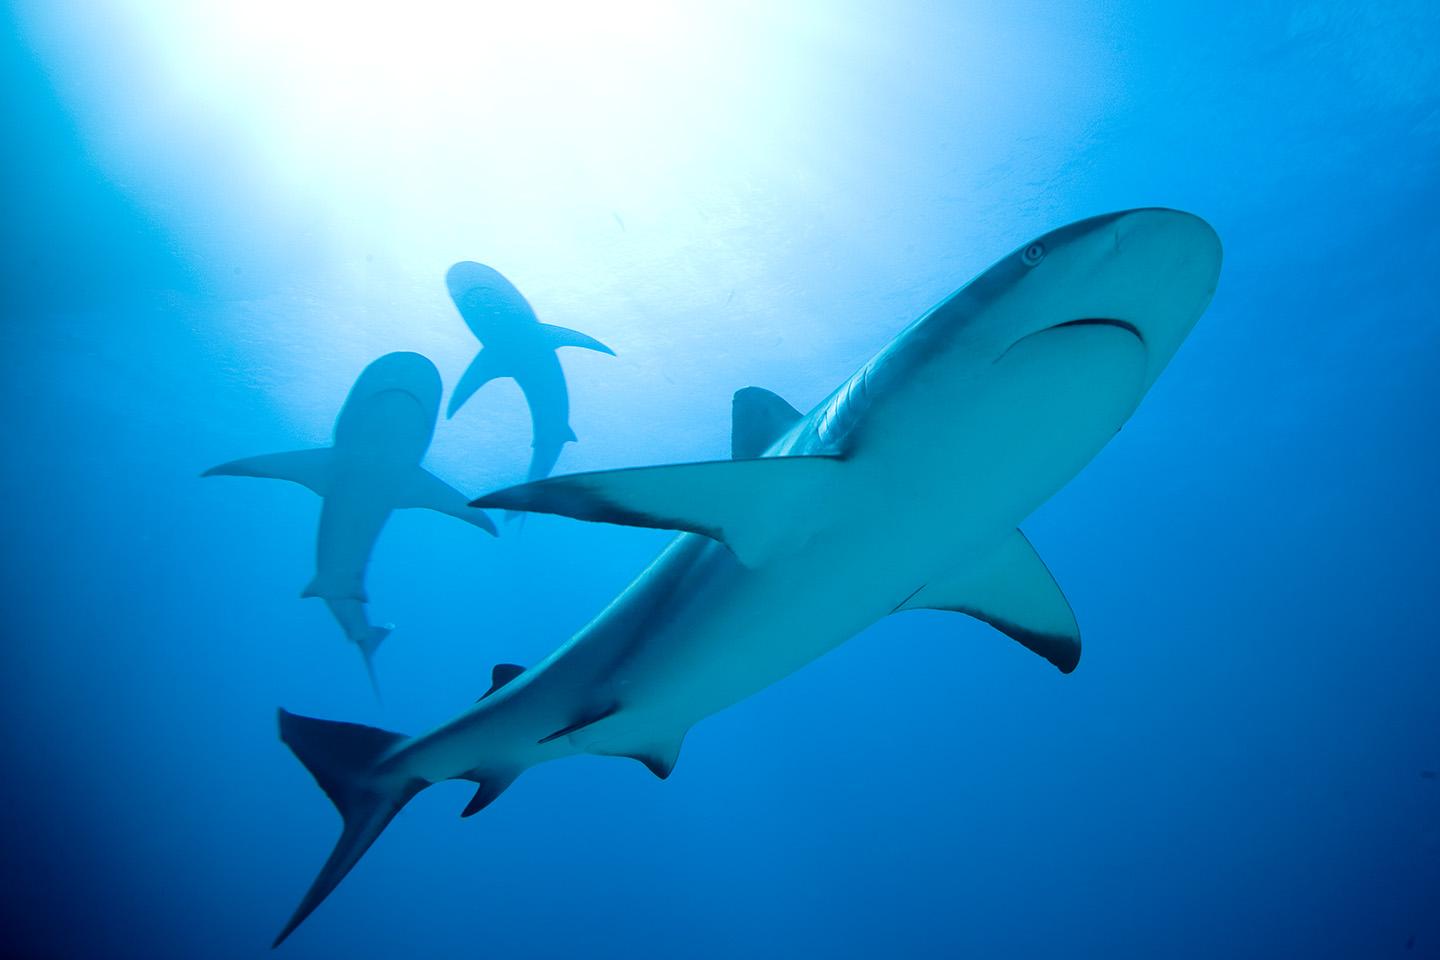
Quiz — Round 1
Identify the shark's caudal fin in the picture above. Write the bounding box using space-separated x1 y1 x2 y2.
273 710 419 947
321 599 392 700
202 448 333 496
356 626 391 702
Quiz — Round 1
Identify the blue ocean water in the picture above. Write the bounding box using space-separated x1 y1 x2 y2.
3 2 1438 957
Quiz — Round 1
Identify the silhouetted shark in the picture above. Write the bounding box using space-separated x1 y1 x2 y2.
205 352 495 690
444 261 613 483
270 210 1221 944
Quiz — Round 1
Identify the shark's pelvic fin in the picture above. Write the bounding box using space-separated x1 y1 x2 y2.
202 448 333 496
477 663 526 701
273 710 421 947
537 702 619 744
470 456 844 566
592 731 687 780
447 349 508 418
538 323 615 355
459 770 520 818
899 530 1081 673
731 387 803 459
397 467 498 535
302 574 367 603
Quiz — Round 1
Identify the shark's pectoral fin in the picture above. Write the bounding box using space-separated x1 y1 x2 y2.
470 456 844 566
592 731 687 780
731 387 802 459
538 323 615 355
447 349 508 418
202 448 333 496
899 529 1081 673
397 468 498 536
477 663 525 701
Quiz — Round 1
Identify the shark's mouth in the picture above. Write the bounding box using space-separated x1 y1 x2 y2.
1048 317 1144 344
996 318 1144 365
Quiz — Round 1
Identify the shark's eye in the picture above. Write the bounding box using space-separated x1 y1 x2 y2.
1022 242 1046 267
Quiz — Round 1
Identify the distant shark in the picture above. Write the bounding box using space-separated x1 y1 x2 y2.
270 209 1222 945
444 261 614 483
205 352 496 689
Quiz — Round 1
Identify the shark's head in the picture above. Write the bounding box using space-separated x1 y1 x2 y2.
335 352 445 454
351 351 444 410
906 207 1222 390
806 209 1222 455
445 261 538 336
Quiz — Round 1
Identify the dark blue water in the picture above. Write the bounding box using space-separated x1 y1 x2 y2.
4 2 1438 957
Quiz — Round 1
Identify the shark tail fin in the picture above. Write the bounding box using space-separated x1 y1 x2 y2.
356 625 391 703
273 710 422 947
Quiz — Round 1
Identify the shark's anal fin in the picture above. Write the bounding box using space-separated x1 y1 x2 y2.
202 448 333 496
447 349 508 418
398 468 498 536
731 387 802 459
537 703 619 745
899 530 1081 673
592 731 687 780
538 323 615 355
470 456 844 566
477 663 525 701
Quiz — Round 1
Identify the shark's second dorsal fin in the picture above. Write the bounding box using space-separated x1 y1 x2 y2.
732 387 802 459
470 456 844 566
477 663 525 701
898 529 1081 673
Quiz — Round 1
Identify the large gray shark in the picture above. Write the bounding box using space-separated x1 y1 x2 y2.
270 209 1222 945
205 352 496 686
444 261 614 483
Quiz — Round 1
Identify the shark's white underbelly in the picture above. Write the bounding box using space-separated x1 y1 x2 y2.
578 321 1153 740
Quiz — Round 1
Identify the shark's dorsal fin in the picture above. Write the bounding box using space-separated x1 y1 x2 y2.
477 663 525 701
537 703 619 745
899 529 1081 673
202 448 334 496
592 731 687 780
470 456 844 566
397 467 498 535
731 387 802 459
538 323 615 355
